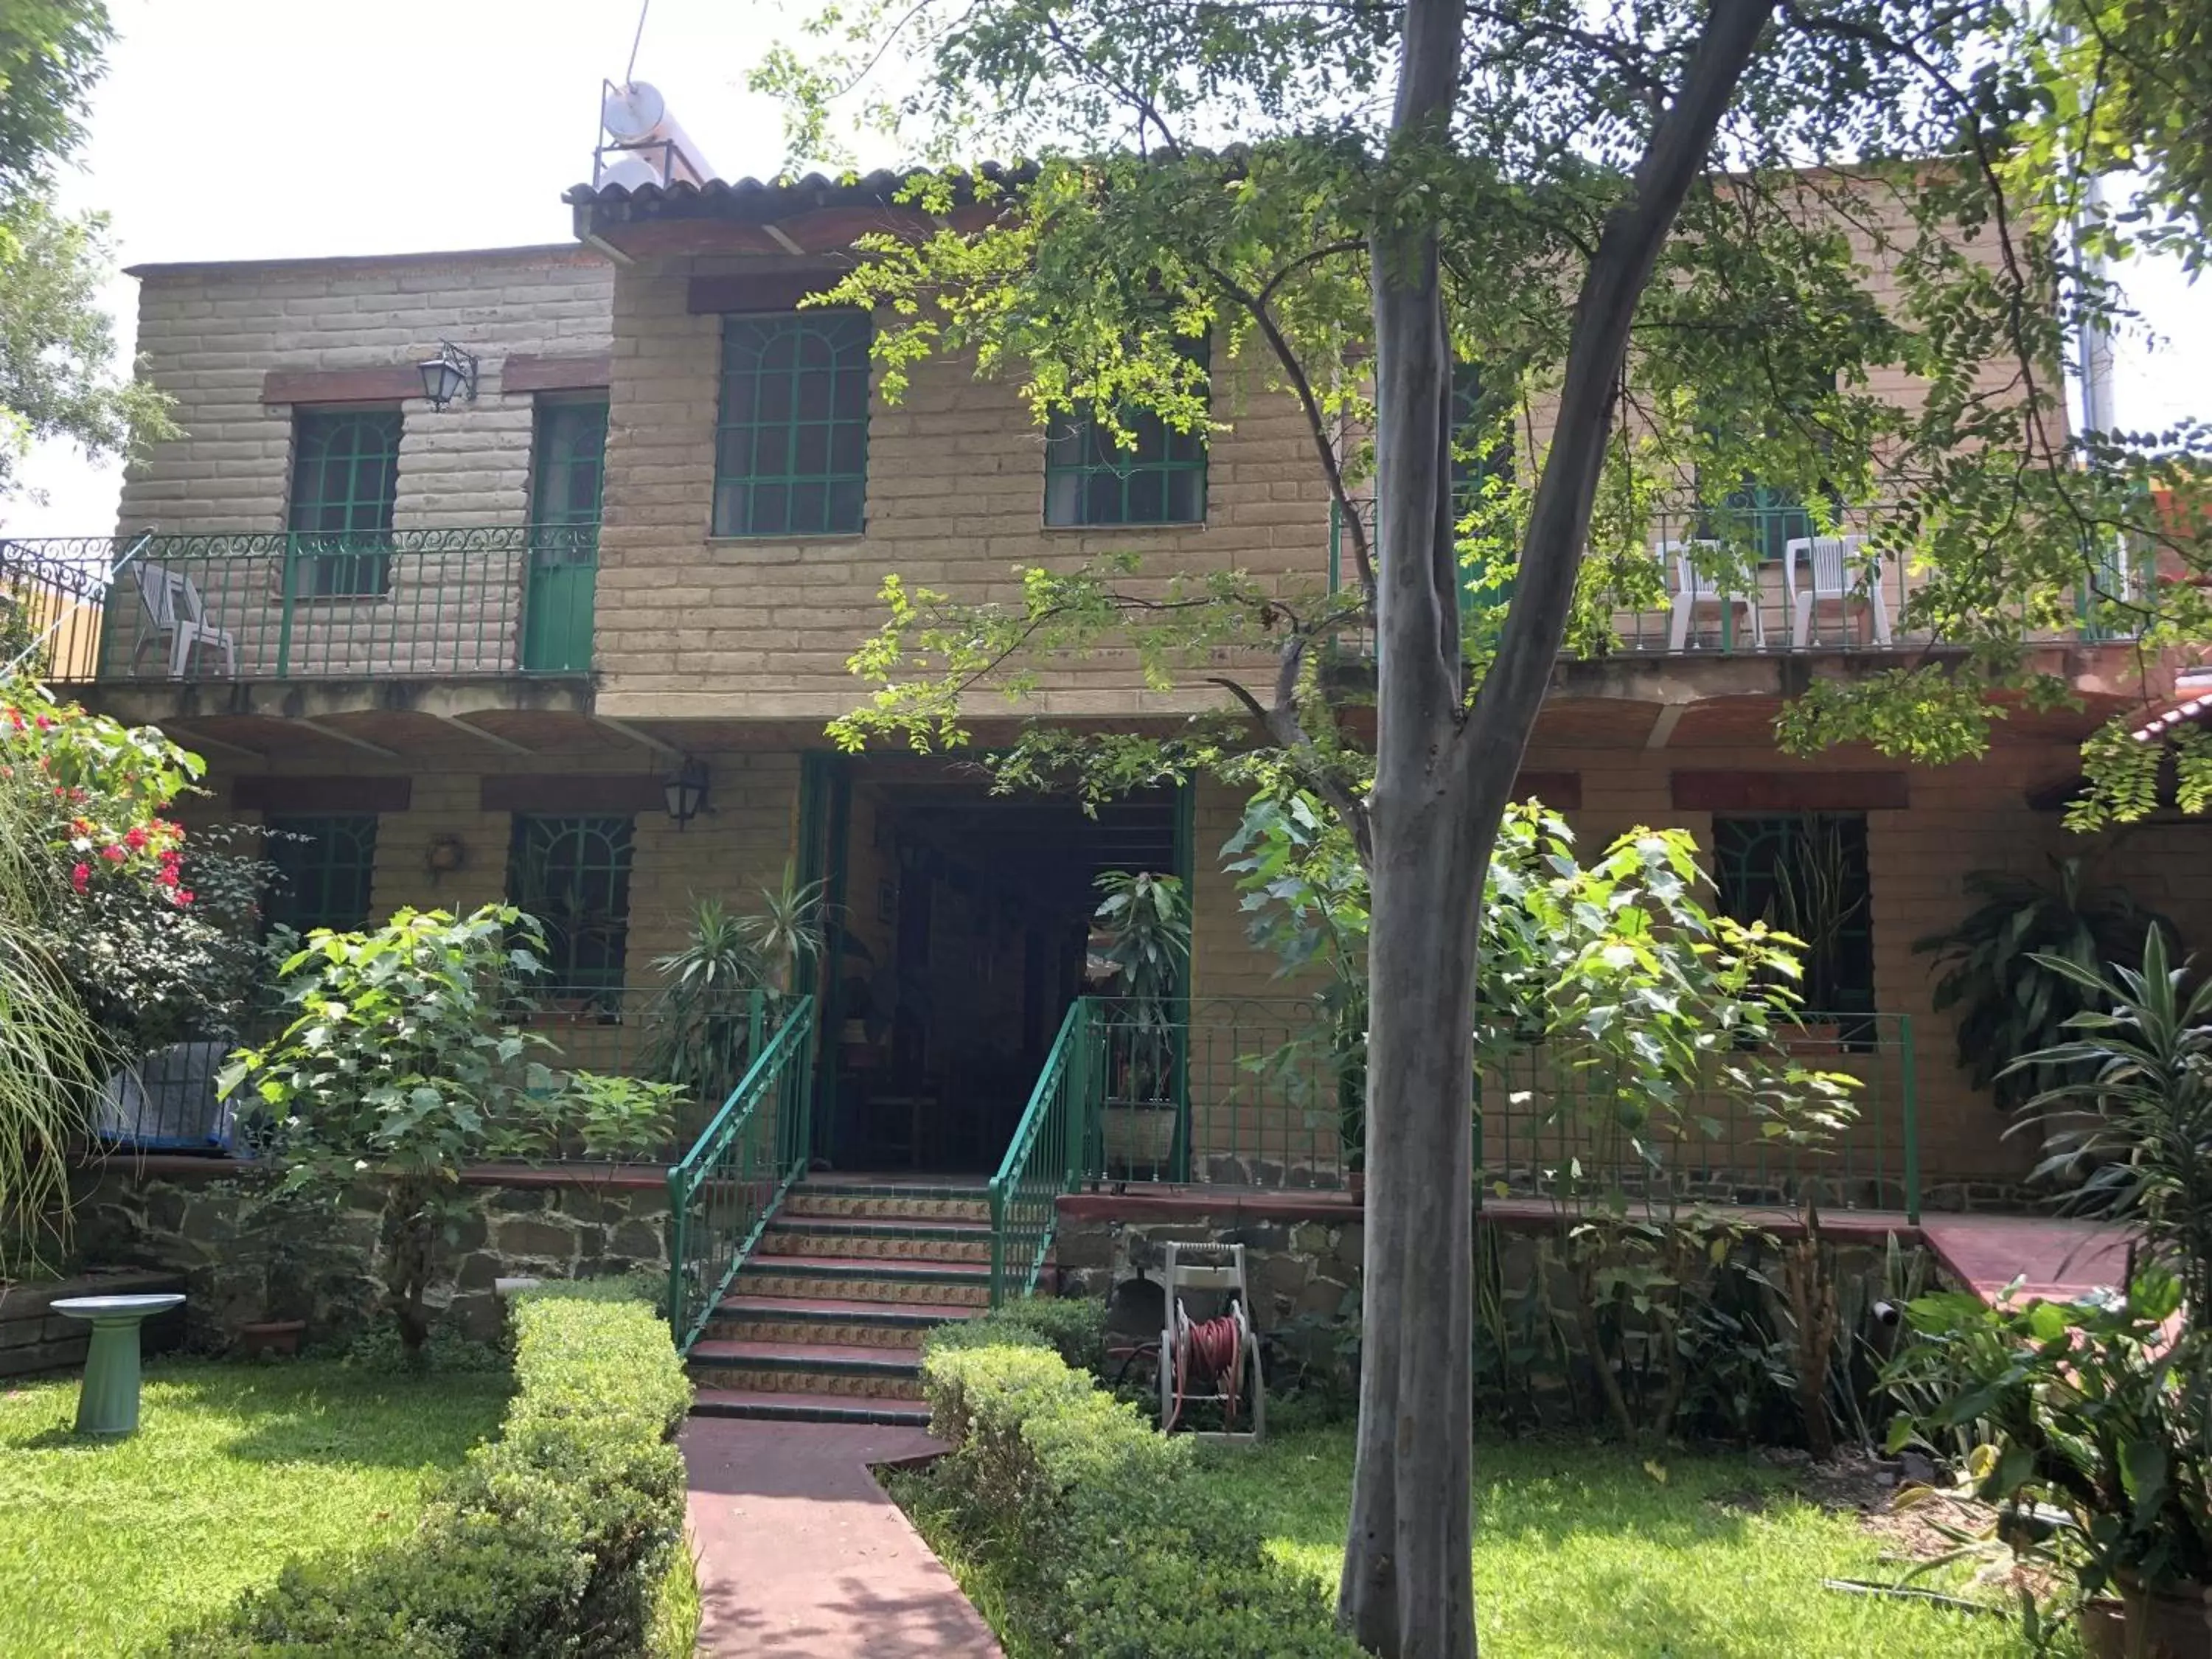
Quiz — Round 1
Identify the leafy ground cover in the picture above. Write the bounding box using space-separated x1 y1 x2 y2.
896 1422 2076 1659
1208 1428 2070 1659
0 1358 507 1656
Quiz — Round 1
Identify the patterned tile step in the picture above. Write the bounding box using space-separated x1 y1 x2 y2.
689 1386 932 1427
734 1253 994 1308
687 1357 926 1402
704 1295 979 1350
780 1189 992 1224
755 1221 994 1265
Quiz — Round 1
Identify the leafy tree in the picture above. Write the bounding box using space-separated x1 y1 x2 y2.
0 0 170 511
761 0 2211 1649
221 906 561 1361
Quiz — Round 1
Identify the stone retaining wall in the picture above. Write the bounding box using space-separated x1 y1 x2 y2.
0 1268 189 1377
67 1157 669 1349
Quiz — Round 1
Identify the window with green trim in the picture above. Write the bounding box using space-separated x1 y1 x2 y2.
263 814 378 934
506 815 635 992
1694 367 1837 561
1044 341 1209 526
713 312 871 538
1712 813 1874 1019
289 408 402 597
531 397 608 552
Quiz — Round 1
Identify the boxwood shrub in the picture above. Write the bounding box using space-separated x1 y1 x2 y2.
170 1282 691 1658
914 1312 1360 1659
924 1293 1109 1374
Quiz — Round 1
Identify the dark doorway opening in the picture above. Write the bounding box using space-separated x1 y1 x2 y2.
820 758 1180 1175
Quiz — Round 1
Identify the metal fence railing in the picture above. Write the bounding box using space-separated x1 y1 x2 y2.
666 995 817 1352
995 997 1920 1221
1 539 109 680
1326 495 2149 660
0 526 597 684
1475 1012 1920 1222
988 997 1098 1306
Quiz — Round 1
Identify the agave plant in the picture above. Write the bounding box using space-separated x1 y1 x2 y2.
1915 857 2173 1111
646 897 766 1110
1093 869 1189 1102
740 862 827 995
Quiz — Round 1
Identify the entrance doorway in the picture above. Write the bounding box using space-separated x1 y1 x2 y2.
810 757 1183 1175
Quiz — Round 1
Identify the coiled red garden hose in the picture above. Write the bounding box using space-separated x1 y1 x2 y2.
1165 1312 1245 1433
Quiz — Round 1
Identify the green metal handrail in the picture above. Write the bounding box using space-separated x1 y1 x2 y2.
0 525 597 683
988 996 1098 1307
665 993 816 1353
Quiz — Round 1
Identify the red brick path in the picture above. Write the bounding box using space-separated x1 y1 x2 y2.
680 1417 1004 1658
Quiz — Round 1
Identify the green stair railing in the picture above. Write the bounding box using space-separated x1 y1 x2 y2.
988 997 1099 1307
666 994 815 1353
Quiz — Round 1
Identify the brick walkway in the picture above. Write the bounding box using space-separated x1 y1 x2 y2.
681 1417 1004 1658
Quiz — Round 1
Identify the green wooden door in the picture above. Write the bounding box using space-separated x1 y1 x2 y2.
523 400 606 672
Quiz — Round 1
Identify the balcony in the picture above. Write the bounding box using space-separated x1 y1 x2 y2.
1324 496 2146 661
0 526 598 686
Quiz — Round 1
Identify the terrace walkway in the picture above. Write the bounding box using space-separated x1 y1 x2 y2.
680 1416 1002 1659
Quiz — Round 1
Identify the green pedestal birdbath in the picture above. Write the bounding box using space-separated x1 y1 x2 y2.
52 1293 185 1436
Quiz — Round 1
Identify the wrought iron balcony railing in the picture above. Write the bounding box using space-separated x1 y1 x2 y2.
1326 495 2150 658
0 526 599 684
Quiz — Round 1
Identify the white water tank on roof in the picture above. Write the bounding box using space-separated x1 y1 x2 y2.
600 80 714 187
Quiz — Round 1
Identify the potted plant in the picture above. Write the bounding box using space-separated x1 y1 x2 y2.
1092 870 1189 1178
1888 1272 2212 1658
229 1180 343 1358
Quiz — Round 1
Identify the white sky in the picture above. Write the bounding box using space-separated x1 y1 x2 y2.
8 0 2208 536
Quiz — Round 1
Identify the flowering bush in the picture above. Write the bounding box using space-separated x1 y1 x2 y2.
1 683 199 895
1 680 282 1054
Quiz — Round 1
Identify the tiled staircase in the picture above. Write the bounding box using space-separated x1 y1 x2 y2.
686 1178 995 1427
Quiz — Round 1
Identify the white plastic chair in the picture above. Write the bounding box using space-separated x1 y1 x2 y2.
1784 535 1893 650
133 561 238 678
1662 539 1764 651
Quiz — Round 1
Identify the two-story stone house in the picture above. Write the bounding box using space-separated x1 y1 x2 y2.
11 169 2206 1216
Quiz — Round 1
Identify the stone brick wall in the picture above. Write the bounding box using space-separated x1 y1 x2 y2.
111 246 613 680
0 1269 188 1378
591 252 1333 720
69 1160 669 1349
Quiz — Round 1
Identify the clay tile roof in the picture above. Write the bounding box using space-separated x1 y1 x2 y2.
563 161 1040 225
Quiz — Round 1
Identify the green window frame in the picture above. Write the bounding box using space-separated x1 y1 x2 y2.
713 311 871 538
506 814 636 992
288 408 402 597
1712 813 1875 1020
531 397 608 555
1043 340 1209 527
263 814 378 934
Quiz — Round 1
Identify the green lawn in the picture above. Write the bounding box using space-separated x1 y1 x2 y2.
1202 1428 2070 1659
0 1358 509 1657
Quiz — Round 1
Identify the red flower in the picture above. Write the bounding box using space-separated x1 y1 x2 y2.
124 826 148 850
32 715 50 730
70 863 90 893
100 845 127 863
156 866 179 887
175 889 195 906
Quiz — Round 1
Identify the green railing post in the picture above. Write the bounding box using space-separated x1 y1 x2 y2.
987 1184 1007 1309
275 532 299 679
1064 998 1091 1190
665 1164 689 1343
1899 1013 1921 1225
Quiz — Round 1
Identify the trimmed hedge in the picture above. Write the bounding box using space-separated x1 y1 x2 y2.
924 1293 1108 1374
916 1312 1361 1659
170 1283 692 1658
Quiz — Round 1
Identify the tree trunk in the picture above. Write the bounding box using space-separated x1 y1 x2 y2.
1340 3 1778 1654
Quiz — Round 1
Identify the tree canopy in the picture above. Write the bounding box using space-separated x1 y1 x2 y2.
758 1 2211 1652
0 0 170 515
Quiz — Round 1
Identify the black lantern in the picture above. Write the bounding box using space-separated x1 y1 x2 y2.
416 341 479 410
664 757 709 828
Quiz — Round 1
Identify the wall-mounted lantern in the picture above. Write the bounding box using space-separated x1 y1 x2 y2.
664 757 709 829
416 340 479 410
